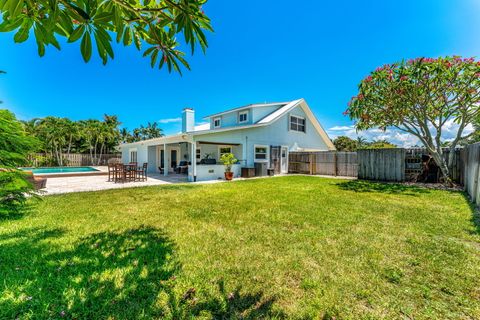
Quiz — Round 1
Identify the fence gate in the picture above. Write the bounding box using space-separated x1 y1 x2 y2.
357 148 405 182
288 151 357 177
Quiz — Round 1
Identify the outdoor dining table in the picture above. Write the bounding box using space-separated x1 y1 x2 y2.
112 163 137 183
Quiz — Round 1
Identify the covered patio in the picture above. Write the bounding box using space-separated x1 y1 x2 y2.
136 135 244 182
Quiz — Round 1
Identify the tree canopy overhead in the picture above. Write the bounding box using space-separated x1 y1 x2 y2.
347 56 480 183
0 0 212 73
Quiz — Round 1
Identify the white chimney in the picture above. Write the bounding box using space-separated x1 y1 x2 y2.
182 108 195 133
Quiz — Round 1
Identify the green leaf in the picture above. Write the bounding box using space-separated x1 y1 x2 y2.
13 21 32 43
94 31 107 65
68 25 85 42
142 47 155 57
80 32 92 62
133 31 141 50
95 28 113 59
150 49 158 68
36 41 45 57
8 0 24 18
0 18 23 32
94 12 112 24
122 28 131 46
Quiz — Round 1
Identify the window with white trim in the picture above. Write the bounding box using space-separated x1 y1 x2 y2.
213 117 221 128
254 145 269 162
196 147 201 161
238 110 248 123
290 115 306 133
129 149 138 163
219 146 232 159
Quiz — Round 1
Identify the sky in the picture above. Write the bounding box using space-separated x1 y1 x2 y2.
1 0 479 145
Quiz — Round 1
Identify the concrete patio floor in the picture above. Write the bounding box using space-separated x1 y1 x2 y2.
41 173 191 195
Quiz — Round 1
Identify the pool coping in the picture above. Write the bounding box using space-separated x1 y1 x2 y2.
24 166 108 179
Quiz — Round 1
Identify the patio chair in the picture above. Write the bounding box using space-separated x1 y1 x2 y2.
24 172 47 190
135 163 148 181
175 161 189 174
107 163 116 182
125 164 136 182
114 163 126 183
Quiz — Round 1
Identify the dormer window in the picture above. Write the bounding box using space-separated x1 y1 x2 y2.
238 110 248 123
213 117 221 128
290 115 306 133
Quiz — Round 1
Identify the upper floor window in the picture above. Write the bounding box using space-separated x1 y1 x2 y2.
238 111 248 123
290 115 306 133
213 117 221 128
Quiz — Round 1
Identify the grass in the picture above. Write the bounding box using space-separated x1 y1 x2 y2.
1 176 479 319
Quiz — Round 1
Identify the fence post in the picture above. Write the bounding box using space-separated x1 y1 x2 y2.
334 151 338 176
308 153 313 175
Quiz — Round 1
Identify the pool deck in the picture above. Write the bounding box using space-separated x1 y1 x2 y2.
41 171 191 195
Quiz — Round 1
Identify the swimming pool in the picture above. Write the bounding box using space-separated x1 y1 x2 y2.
20 167 100 174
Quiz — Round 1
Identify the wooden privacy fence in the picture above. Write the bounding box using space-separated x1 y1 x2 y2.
357 149 405 182
463 143 480 206
358 148 463 183
288 151 357 177
28 153 121 167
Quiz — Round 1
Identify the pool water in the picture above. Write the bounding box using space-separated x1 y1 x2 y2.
20 167 99 174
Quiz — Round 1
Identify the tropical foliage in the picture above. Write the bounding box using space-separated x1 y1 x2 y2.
0 109 38 215
23 115 163 165
219 152 237 172
333 136 397 151
347 56 480 183
0 0 212 73
120 122 164 143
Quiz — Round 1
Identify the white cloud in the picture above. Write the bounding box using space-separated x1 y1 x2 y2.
327 120 474 148
158 117 182 124
328 125 353 131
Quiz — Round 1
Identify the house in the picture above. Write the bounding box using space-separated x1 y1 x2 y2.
119 99 335 181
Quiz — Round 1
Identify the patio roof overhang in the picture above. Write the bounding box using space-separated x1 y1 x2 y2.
120 133 194 148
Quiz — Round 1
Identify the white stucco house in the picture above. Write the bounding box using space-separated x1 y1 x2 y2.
119 98 335 181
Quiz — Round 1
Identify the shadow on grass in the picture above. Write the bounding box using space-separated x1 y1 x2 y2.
0 226 280 319
336 180 431 196
0 200 37 221
465 194 480 236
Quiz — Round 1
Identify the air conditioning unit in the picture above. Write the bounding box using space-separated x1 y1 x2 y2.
254 162 268 176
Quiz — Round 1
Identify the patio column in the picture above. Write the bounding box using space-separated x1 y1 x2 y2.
164 143 169 176
191 141 197 182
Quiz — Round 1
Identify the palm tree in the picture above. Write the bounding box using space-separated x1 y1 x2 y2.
120 128 131 143
356 136 367 149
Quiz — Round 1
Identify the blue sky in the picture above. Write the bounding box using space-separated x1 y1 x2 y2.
1 0 479 142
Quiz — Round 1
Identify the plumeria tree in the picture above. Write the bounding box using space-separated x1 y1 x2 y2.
0 0 212 73
347 56 480 184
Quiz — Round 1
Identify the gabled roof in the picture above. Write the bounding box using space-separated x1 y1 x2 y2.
203 101 289 119
120 99 335 150
192 99 335 150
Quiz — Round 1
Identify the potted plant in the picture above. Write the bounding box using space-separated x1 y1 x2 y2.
220 153 238 181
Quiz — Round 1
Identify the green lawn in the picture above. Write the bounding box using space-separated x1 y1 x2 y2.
1 176 479 319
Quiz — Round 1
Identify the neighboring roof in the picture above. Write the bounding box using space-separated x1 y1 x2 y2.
203 101 289 119
119 99 335 150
